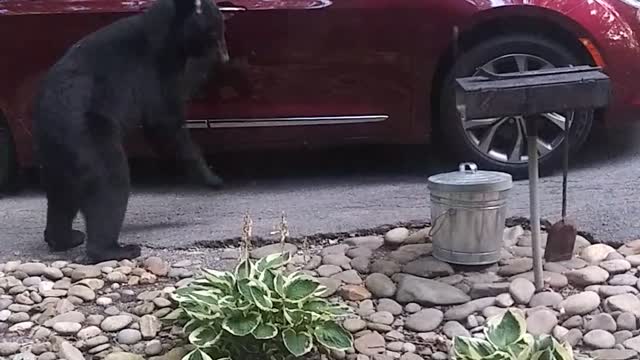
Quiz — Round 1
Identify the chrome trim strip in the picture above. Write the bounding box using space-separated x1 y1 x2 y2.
184 120 208 129
185 115 388 129
219 6 247 11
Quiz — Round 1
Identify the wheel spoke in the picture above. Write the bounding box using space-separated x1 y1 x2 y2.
514 55 528 72
541 112 566 131
509 118 526 161
536 138 553 156
463 117 501 130
480 61 496 73
478 118 507 153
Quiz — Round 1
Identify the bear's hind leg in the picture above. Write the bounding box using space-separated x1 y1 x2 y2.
81 144 141 264
42 178 86 251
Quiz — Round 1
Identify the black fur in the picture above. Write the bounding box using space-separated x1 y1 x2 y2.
31 0 228 263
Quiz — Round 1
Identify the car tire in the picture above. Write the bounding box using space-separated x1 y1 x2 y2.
439 34 593 179
0 120 16 193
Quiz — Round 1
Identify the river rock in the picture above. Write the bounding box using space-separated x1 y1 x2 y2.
317 265 342 277
566 266 610 286
77 326 102 340
444 297 495 321
340 285 371 301
389 244 432 264
354 332 386 356
71 266 101 281
510 271 568 289
365 273 396 298
599 285 638 298
385 228 409 246
59 342 84 360
101 315 133 332
351 257 370 274
600 260 631 274
584 329 615 349
140 315 161 339
0 343 20 356
377 299 403 315
68 285 96 301
17 263 47 276
369 261 401 276
560 291 600 316
498 258 533 276
395 275 470 305
526 309 558 336
529 292 563 308
606 294 640 317
510 278 535 304
143 257 170 276
43 311 85 327
442 321 470 339
584 313 617 332
145 340 163 356
117 329 142 345
608 274 638 286
53 321 82 335
345 236 384 250
589 350 638 360
405 309 443 332
344 319 367 333
617 312 637 331
402 257 454 278
104 352 144 360
331 270 362 285
581 244 616 264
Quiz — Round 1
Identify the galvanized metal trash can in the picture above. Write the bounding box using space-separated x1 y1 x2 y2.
427 162 513 265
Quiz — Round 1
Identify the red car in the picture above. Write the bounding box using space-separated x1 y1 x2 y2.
1 0 639 190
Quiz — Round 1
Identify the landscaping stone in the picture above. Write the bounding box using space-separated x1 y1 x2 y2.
402 257 454 278
583 329 615 349
509 278 535 304
405 309 443 332
354 332 386 356
526 309 558 336
566 266 610 286
101 315 133 332
560 291 601 316
365 273 396 298
395 275 470 305
384 228 409 246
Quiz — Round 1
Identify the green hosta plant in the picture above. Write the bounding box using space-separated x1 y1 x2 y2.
453 309 577 360
164 252 353 360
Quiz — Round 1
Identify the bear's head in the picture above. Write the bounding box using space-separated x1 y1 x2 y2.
145 0 229 65
176 0 229 62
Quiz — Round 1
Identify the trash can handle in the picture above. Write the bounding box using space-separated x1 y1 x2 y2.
459 162 478 173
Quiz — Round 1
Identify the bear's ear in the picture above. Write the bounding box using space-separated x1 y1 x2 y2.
173 0 196 17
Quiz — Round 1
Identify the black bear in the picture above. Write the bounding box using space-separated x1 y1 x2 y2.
31 0 228 263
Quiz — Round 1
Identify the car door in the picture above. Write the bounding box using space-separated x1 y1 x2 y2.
134 0 424 151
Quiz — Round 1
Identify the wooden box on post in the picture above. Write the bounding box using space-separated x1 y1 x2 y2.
453 65 611 291
455 65 611 120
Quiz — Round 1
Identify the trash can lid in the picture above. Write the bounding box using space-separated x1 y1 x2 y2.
428 162 513 192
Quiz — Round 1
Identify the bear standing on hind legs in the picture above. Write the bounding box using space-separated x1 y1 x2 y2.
31 0 229 264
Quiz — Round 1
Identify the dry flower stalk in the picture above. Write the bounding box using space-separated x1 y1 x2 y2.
241 211 253 259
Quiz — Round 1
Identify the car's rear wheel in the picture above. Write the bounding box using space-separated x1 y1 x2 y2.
440 34 593 179
0 119 16 193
